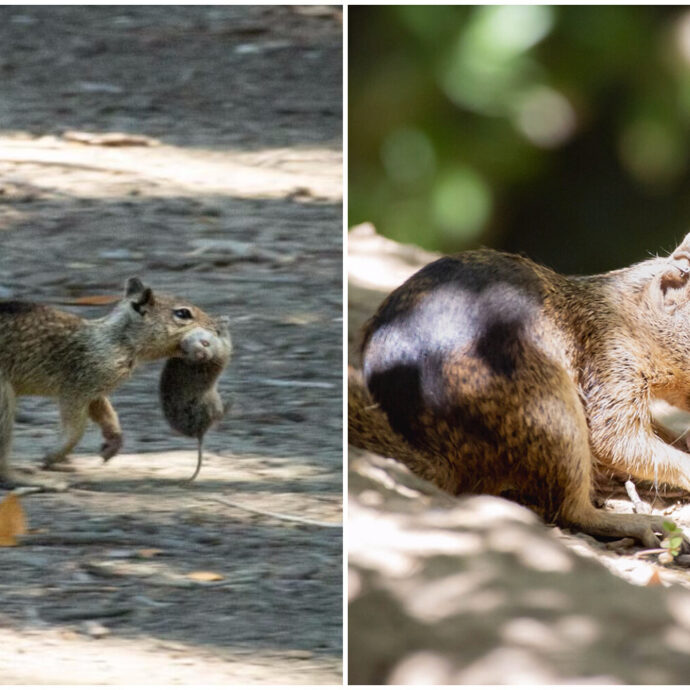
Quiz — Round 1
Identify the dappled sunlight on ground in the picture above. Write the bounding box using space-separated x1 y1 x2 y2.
349 450 690 684
0 626 339 685
3 450 342 684
0 134 342 202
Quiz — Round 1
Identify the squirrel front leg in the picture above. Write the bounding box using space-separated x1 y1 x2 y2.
88 396 122 461
588 392 690 491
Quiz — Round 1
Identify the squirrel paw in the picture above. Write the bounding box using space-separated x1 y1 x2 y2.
100 432 123 462
40 453 74 470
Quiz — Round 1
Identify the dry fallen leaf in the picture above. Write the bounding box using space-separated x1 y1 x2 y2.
186 571 224 582
68 295 120 306
0 493 28 547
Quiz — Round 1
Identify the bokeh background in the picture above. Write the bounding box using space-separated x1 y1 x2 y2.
349 5 690 273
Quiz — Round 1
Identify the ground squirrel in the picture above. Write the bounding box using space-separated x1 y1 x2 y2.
349 234 690 547
0 277 219 489
160 317 232 482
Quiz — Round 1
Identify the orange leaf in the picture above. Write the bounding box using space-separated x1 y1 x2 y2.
186 571 224 582
0 494 27 547
69 295 119 306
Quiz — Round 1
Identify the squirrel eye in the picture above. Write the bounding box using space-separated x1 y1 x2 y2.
173 308 193 320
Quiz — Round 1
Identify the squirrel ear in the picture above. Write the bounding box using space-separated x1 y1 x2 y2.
672 232 690 258
125 277 146 297
131 287 155 314
657 251 690 312
125 277 155 313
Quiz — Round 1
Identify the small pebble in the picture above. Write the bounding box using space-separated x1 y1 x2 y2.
104 549 136 559
82 620 110 639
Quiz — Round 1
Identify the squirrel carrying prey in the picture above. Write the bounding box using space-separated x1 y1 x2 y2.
349 234 690 548
0 277 221 490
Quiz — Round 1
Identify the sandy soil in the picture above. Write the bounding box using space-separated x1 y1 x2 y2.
0 5 342 684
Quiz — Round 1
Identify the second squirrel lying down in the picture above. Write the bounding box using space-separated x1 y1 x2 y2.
349 234 690 547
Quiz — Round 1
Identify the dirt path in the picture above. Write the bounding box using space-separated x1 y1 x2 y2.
0 6 342 684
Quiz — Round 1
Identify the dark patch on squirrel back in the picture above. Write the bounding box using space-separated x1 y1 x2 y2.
362 250 546 447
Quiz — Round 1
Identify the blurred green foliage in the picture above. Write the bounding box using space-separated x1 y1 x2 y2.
349 5 690 273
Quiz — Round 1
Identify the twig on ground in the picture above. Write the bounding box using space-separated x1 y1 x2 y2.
634 548 666 559
257 378 336 389
204 495 342 528
48 606 133 622
625 479 652 514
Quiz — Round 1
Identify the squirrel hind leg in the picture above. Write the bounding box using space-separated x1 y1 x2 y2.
41 398 89 468
522 390 668 546
0 379 68 492
477 362 670 547
561 500 666 548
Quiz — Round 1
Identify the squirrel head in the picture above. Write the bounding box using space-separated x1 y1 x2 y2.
102 278 218 361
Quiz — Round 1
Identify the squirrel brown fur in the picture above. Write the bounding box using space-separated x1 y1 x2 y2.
0 277 219 489
349 235 690 547
159 316 232 482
